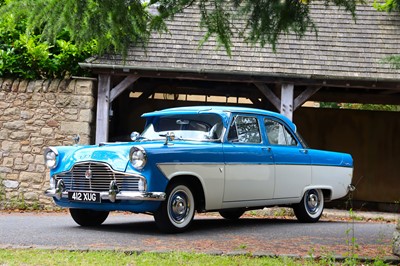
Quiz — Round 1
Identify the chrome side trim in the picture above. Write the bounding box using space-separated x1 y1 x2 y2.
44 189 166 201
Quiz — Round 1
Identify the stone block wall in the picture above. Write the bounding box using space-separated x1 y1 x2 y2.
0 78 95 209
394 220 400 256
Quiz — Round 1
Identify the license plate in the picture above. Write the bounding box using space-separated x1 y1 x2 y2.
68 191 101 203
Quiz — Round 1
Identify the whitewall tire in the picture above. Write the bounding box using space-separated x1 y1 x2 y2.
293 189 324 223
154 183 195 233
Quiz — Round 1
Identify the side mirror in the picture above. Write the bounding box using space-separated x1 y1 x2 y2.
130 132 140 141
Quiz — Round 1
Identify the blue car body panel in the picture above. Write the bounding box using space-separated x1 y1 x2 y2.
45 106 353 215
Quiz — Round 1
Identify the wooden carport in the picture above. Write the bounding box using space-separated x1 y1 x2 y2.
80 1 400 210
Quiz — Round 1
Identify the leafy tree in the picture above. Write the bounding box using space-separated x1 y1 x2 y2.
2 0 398 79
374 0 400 69
0 1 96 79
0 0 360 58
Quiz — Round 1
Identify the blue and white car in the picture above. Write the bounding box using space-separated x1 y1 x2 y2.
44 106 353 233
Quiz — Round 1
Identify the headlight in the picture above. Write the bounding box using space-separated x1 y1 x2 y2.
129 146 147 170
44 147 58 169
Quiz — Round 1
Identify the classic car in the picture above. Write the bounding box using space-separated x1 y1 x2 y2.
44 106 353 233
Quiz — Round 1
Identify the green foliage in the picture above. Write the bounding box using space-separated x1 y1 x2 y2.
0 0 385 77
374 0 400 11
374 0 400 69
1 0 361 62
382 54 400 69
320 102 400 111
0 2 96 79
341 103 400 111
0 0 156 59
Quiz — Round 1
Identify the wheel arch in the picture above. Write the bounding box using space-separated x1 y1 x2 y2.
302 186 332 202
167 174 206 212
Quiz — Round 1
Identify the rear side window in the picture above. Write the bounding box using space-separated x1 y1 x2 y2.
228 116 261 143
264 119 297 146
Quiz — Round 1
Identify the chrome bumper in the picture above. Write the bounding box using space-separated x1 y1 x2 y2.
44 179 166 202
45 188 166 201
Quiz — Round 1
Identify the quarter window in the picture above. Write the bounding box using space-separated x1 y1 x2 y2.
228 116 261 143
264 119 297 146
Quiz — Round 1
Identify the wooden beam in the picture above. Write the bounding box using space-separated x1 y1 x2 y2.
96 74 111 144
294 86 321 110
110 75 139 102
254 82 281 111
90 68 400 90
311 91 400 105
281 84 294 121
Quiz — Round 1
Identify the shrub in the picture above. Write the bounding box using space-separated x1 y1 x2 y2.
0 6 96 79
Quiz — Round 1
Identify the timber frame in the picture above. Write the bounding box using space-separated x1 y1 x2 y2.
92 71 399 143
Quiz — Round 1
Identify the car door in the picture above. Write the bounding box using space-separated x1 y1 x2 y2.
263 118 311 199
223 115 275 203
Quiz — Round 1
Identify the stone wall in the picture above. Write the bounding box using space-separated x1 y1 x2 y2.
394 220 400 256
0 78 95 209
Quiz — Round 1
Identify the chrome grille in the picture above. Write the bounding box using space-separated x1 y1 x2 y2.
55 162 140 192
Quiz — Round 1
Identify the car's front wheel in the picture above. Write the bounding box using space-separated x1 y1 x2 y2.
154 183 195 233
69 208 109 226
293 189 324 223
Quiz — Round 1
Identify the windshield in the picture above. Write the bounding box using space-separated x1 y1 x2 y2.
141 114 224 142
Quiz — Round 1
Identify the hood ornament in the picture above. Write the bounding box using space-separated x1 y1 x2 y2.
163 132 175 145
85 169 93 179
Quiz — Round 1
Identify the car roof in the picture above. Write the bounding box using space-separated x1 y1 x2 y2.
142 106 296 131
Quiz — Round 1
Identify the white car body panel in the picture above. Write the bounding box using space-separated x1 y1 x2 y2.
223 164 275 202
157 163 225 210
311 165 353 200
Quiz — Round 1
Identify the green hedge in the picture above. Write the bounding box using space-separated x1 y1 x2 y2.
0 4 96 80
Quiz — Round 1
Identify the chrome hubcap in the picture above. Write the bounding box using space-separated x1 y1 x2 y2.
172 196 186 216
170 192 189 224
306 190 320 214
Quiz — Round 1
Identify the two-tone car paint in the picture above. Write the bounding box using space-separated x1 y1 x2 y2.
45 106 353 232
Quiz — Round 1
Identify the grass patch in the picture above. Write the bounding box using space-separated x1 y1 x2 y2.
0 249 325 266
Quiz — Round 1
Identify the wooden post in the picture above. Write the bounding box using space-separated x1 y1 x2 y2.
281 84 294 121
96 74 111 144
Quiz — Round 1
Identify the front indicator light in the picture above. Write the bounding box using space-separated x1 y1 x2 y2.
138 177 147 192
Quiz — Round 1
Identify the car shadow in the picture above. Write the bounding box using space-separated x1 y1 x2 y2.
72 215 335 236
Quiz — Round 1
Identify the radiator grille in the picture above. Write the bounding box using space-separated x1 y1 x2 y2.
55 162 140 192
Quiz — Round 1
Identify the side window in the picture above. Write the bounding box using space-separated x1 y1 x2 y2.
228 116 261 143
264 119 297 146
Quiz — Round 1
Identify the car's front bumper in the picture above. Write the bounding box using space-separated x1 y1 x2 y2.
45 188 166 201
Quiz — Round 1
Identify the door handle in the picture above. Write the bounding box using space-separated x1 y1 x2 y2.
262 147 272 152
299 149 308 154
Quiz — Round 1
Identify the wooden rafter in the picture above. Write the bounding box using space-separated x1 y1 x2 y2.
254 82 281 111
110 75 139 102
294 86 321 110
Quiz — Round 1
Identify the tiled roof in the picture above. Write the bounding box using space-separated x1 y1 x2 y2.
85 1 400 82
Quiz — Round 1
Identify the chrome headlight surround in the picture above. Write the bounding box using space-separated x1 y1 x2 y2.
129 146 147 170
44 147 59 169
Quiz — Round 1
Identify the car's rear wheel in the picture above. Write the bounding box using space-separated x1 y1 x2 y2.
293 189 324 223
219 209 245 220
69 208 109 226
154 183 195 233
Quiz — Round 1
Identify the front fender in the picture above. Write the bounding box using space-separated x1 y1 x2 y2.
157 163 225 210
